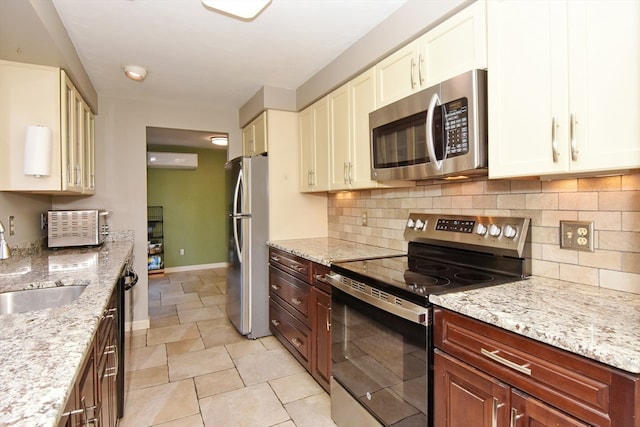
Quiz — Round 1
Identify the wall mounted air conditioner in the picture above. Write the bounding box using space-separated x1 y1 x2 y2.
147 152 198 169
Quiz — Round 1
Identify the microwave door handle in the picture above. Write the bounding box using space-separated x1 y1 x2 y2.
426 92 444 171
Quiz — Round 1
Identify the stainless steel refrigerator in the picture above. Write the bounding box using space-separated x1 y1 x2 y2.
225 155 270 338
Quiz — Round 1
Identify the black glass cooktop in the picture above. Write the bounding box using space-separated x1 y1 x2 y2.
330 255 523 306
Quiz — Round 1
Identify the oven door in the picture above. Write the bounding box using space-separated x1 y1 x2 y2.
330 283 430 427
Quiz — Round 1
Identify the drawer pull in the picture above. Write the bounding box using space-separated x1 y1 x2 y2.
481 348 532 376
271 319 280 327
313 274 327 283
290 264 305 272
291 337 302 348
271 284 280 291
291 298 302 306
270 256 281 262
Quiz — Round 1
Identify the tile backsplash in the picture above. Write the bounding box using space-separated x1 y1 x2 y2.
328 173 640 295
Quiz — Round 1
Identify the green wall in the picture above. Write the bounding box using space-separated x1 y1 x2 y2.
147 145 228 268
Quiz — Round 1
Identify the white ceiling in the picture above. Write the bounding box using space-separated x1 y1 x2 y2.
51 0 409 112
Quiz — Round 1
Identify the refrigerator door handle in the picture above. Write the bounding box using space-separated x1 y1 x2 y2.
232 169 244 261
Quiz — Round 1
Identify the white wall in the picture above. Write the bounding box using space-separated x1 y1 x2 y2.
0 192 51 249
54 96 241 329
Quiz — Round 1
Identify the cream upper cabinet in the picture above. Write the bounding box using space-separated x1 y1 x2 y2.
376 0 487 107
329 68 413 191
299 97 329 192
0 61 94 194
328 83 350 190
488 0 640 179
242 111 267 156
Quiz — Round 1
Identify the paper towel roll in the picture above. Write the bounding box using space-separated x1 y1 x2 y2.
24 125 52 177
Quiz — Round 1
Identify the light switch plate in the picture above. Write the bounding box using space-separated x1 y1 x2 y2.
560 221 594 252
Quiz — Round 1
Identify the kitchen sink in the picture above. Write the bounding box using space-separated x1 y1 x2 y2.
0 285 88 315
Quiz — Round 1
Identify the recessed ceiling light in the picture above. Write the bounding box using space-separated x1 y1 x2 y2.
123 64 148 81
210 136 228 146
201 0 271 20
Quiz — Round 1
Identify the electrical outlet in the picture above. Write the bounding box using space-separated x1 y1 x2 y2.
179 248 185 256
40 213 48 230
362 211 368 226
8 216 14 236
560 221 594 252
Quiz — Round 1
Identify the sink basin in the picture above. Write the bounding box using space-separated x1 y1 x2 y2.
0 285 88 315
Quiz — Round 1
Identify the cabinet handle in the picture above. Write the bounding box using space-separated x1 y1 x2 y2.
271 284 280 291
418 54 424 85
348 162 353 184
481 348 532 375
271 319 280 327
492 397 504 427
570 113 579 161
326 306 331 331
290 264 304 272
551 117 559 163
291 337 302 348
410 57 416 89
101 307 116 320
510 407 524 427
343 162 348 184
270 256 281 263
313 274 327 283
291 298 302 306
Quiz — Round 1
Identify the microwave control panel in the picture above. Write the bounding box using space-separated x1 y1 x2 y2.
442 97 469 157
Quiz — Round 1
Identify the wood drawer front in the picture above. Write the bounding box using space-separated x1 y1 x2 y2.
269 248 311 283
269 266 311 325
434 308 612 424
312 263 331 294
269 299 311 369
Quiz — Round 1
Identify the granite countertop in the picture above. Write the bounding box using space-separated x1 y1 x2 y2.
430 276 640 374
0 240 133 427
267 237 405 266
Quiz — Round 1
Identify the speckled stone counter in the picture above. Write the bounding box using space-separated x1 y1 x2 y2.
0 240 133 427
430 276 640 374
267 237 405 266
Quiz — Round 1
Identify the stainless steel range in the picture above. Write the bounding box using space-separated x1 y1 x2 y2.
326 213 531 427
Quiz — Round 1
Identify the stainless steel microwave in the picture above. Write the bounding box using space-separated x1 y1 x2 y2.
369 69 487 181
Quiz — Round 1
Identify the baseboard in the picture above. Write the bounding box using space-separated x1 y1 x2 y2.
163 262 228 273
127 318 150 332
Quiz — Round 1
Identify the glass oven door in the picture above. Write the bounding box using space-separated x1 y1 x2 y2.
331 285 430 427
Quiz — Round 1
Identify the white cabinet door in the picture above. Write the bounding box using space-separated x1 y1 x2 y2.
329 84 350 190
566 0 640 173
421 0 487 87
375 40 422 107
242 111 267 157
349 69 378 188
61 71 84 193
488 0 568 178
299 98 329 192
489 0 640 179
376 1 487 108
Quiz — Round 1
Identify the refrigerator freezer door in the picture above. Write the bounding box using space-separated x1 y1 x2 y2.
225 156 270 338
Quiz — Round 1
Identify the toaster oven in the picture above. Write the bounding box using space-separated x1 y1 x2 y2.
47 210 109 248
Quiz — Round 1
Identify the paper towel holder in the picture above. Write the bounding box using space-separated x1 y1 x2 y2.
24 125 52 177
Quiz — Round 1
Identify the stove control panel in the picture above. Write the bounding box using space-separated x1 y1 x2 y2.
404 213 531 258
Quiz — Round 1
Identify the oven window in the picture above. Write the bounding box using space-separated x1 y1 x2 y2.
331 287 428 426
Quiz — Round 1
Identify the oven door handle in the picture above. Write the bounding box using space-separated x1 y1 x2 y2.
327 273 428 325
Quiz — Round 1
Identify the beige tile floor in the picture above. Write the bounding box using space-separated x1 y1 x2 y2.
119 268 336 427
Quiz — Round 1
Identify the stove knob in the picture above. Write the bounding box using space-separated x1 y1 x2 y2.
488 224 502 237
504 225 517 238
415 219 426 231
406 218 415 229
476 223 487 235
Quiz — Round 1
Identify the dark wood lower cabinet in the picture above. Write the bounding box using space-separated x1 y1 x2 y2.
268 248 331 393
311 286 331 392
434 308 640 427
58 287 119 427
